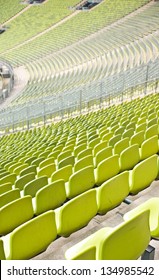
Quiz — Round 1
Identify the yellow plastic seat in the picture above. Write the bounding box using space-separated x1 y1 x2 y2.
55 189 97 237
65 210 150 260
129 154 158 194
124 197 159 239
95 155 120 186
74 155 94 172
0 189 20 208
97 171 129 214
140 135 158 160
114 137 129 155
51 165 72 183
120 144 140 172
94 146 113 167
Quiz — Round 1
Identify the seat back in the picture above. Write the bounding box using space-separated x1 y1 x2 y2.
24 176 48 197
15 172 35 191
100 210 150 260
0 189 20 208
34 179 66 215
120 144 140 172
97 171 129 214
129 154 158 194
95 155 120 186
37 163 56 178
0 196 34 235
114 137 129 155
74 155 94 172
51 165 72 183
95 146 113 167
130 130 145 146
140 135 158 160
0 173 17 186
58 156 75 169
6 210 57 260
20 165 37 176
66 165 95 199
56 189 97 237
0 183 12 195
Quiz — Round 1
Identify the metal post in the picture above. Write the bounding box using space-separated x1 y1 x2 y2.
141 245 155 260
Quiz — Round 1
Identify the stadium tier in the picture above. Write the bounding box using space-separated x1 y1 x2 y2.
0 0 159 260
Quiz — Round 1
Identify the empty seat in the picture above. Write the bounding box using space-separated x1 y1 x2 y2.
109 134 121 146
95 155 120 186
77 148 92 160
114 137 129 155
55 189 97 237
65 165 95 199
13 163 29 176
37 163 56 178
33 179 66 215
0 189 20 208
0 183 12 195
130 130 145 147
120 144 140 172
51 165 72 183
94 146 113 167
2 210 57 260
97 171 129 214
15 172 35 191
93 141 107 156
23 176 48 197
20 165 37 176
0 173 17 186
140 135 158 160
39 157 55 169
58 156 75 169
65 210 150 260
57 150 72 163
0 196 34 235
74 155 94 172
124 197 159 239
129 154 158 194
145 124 158 139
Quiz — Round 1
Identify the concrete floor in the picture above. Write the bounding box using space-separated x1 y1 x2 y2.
32 179 159 260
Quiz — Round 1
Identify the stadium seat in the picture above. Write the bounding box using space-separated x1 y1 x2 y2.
14 172 35 191
51 165 72 183
95 155 120 186
33 179 66 215
129 154 158 194
37 163 56 178
23 176 48 197
119 144 140 171
65 165 95 199
124 197 159 239
2 210 57 260
140 135 158 160
65 210 150 260
55 189 98 237
0 189 20 208
0 196 34 235
97 171 129 214
74 155 94 172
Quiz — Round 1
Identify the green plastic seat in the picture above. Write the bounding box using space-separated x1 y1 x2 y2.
15 172 35 191
2 210 57 260
122 128 134 139
88 138 100 148
120 144 140 172
94 146 113 167
74 155 94 172
0 196 34 235
65 210 150 260
97 171 129 214
0 183 12 195
124 197 159 239
23 176 48 197
65 165 95 199
13 163 29 176
145 124 158 139
74 144 87 157
93 141 107 156
31 157 45 167
129 154 158 194
58 156 75 169
0 173 17 186
114 137 129 155
20 165 37 176
130 130 145 147
109 134 121 146
140 135 158 160
33 179 66 215
39 157 55 169
37 163 56 178
57 150 72 163
55 189 97 237
77 148 92 160
95 155 120 186
51 165 72 183
0 189 20 208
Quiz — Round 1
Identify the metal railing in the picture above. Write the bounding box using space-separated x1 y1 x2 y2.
0 59 159 132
